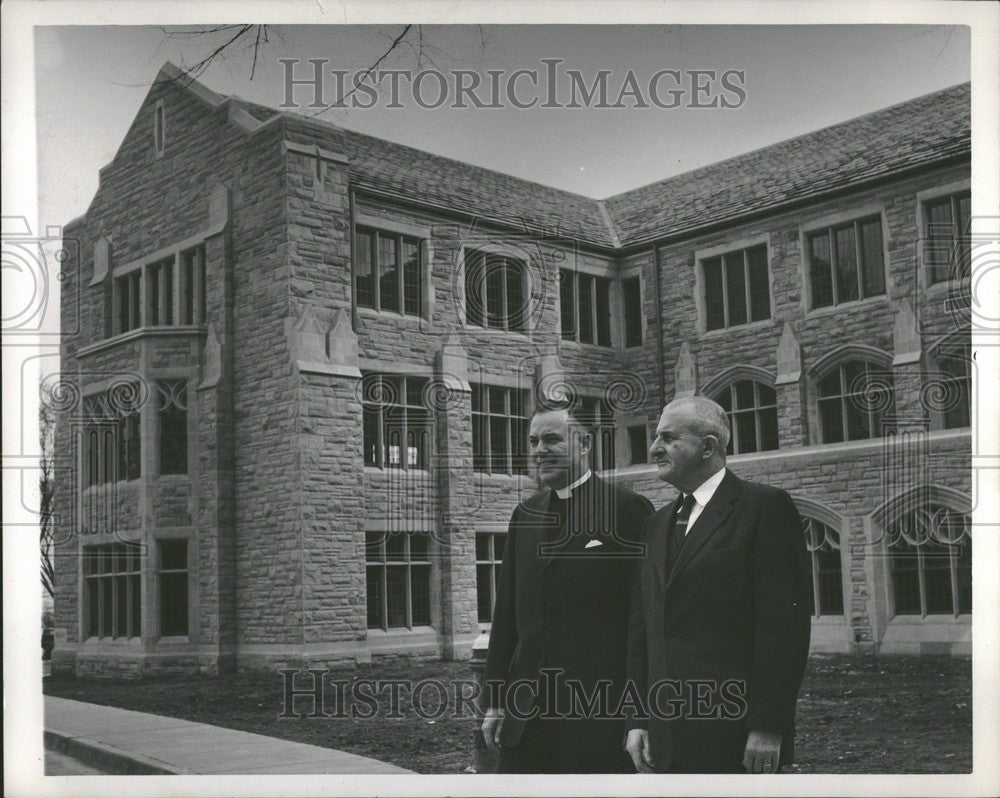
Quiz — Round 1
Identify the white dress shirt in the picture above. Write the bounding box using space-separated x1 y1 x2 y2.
555 469 592 499
681 466 727 534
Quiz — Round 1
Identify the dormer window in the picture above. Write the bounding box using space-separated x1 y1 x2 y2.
154 101 166 156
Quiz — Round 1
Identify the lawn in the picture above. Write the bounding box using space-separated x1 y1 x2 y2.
44 654 971 774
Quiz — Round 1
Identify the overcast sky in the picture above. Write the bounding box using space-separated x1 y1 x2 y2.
35 24 970 229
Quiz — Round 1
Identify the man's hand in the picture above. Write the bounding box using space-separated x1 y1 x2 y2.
625 728 653 773
743 729 782 773
481 709 504 752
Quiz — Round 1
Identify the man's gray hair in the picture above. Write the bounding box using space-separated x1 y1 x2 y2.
665 396 731 451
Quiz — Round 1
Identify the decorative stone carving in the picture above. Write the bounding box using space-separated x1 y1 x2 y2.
436 332 471 393
674 342 697 398
892 298 922 366
776 322 802 385
286 305 361 378
199 322 222 389
90 236 111 286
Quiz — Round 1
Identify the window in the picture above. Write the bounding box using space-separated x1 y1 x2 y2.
932 338 972 430
154 102 165 155
627 424 648 465
158 539 189 636
365 531 431 630
817 361 894 443
157 380 188 475
472 385 529 475
889 504 971 617
560 269 612 346
465 249 527 331
923 191 971 286
362 374 430 469
802 517 844 617
807 216 885 309
701 244 770 331
622 276 643 347
577 395 616 472
83 543 141 639
82 394 117 487
112 244 205 335
476 532 507 624
354 227 422 315
713 380 779 454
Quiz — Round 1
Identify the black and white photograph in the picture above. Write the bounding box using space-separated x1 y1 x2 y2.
3 1 999 795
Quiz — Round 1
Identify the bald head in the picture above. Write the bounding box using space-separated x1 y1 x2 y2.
663 396 731 450
649 396 730 492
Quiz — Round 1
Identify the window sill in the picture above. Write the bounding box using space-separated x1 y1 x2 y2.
78 325 207 358
810 614 848 625
558 338 616 352
357 306 426 323
699 318 774 339
474 471 534 482
888 614 971 625
463 324 533 342
365 626 436 638
364 466 432 478
923 275 971 296
804 294 889 320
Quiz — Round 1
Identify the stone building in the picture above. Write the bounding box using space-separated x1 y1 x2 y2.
52 64 972 676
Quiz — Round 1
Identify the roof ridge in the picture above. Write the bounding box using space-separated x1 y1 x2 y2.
603 81 970 203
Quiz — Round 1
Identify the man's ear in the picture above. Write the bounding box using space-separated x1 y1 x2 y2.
703 435 721 459
577 429 593 457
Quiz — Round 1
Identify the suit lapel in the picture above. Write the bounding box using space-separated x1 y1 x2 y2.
666 470 741 591
653 494 681 594
541 474 601 570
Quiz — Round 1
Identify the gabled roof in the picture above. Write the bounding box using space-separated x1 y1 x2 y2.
152 64 971 251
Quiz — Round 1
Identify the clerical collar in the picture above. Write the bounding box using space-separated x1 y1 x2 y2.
555 470 593 499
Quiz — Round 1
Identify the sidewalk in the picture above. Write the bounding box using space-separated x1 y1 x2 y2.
45 696 414 775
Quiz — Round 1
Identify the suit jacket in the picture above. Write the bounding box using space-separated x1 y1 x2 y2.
484 474 654 752
626 469 811 773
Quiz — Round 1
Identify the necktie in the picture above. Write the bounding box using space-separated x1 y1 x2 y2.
668 493 697 568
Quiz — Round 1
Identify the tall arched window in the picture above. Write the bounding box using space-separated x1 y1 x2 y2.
802 517 844 617
712 380 778 455
888 504 971 617
817 360 894 443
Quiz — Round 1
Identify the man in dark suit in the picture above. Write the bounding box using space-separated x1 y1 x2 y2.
482 406 654 773
625 396 811 774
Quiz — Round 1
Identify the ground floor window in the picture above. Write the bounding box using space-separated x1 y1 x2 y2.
158 539 189 636
366 531 432 630
83 542 142 639
889 504 971 617
475 532 507 624
802 517 844 617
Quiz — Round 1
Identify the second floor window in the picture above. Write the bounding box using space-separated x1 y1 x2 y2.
465 249 527 331
923 191 970 286
622 276 643 347
702 244 770 331
560 269 612 346
355 227 422 316
472 384 529 475
712 380 779 454
113 245 205 335
817 361 894 443
362 374 430 469
807 216 885 309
